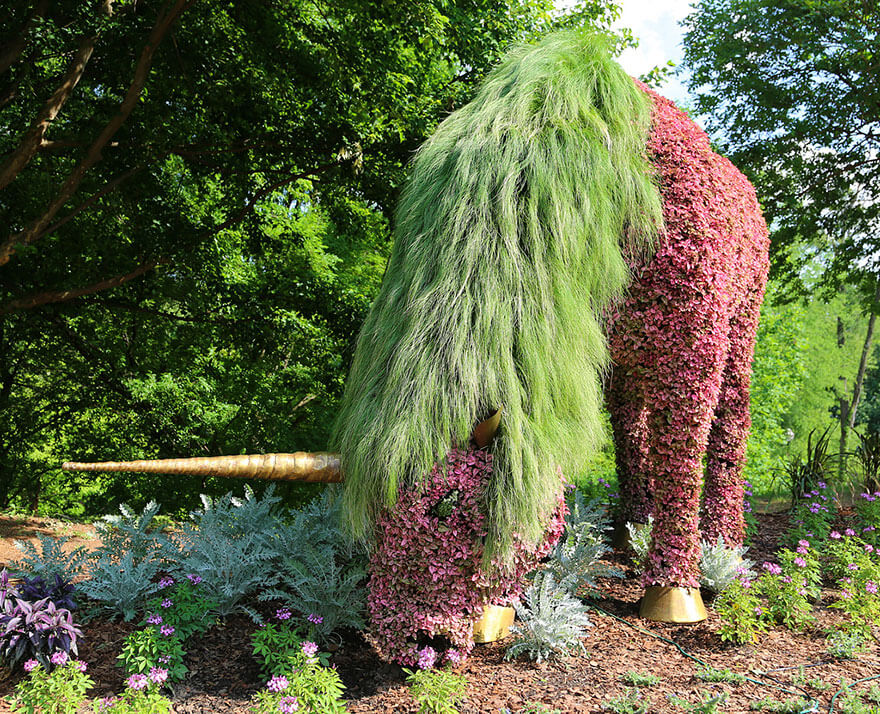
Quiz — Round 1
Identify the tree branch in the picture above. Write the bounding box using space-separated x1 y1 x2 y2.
0 0 49 76
0 259 166 315
0 33 99 190
0 0 195 268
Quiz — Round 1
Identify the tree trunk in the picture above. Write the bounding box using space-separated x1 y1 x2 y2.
848 279 880 430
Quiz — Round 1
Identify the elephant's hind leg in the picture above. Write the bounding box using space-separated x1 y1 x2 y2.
701 284 764 546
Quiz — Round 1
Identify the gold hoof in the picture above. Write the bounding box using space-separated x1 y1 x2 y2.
473 605 515 643
639 586 707 623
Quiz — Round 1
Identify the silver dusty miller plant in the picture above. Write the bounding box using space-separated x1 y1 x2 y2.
698 535 754 594
505 571 593 663
545 490 623 596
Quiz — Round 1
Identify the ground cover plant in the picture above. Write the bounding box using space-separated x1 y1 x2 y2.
0 481 879 712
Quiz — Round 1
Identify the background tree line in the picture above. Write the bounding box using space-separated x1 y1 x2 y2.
0 0 627 516
1 0 876 517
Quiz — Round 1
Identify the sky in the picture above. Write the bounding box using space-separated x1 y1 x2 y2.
608 0 695 107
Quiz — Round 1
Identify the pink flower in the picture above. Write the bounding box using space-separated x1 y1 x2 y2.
866 581 878 595
762 562 781 575
830 531 842 539
845 528 856 537
267 675 289 693
793 557 807 568
301 641 318 657
160 625 175 636
127 673 148 691
76 661 88 672
50 651 68 666
23 659 39 673
418 646 437 670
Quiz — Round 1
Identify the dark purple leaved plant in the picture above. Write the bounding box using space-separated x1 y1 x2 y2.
0 569 82 670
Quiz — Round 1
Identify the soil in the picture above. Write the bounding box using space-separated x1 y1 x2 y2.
0 511 876 714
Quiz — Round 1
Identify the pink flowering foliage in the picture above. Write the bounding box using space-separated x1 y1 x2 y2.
368 448 565 665
607 86 770 588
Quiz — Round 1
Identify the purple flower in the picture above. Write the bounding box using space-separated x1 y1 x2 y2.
754 606 763 616
186 573 203 584
98 696 118 711
793 557 807 568
817 481 827 489
417 646 437 670
146 613 163 625
762 562 782 575
158 576 174 589
830 531 842 540
278 695 299 713
127 673 148 691
302 641 318 657
267 675 289 693
149 666 168 684
307 613 323 625
160 625 175 636
848 563 859 571
158 655 171 664
867 581 878 595
808 503 820 514
161 598 172 608
50 651 68 666
276 607 292 621
445 648 463 665
23 659 39 673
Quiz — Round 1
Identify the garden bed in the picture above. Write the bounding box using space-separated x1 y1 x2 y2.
0 511 876 713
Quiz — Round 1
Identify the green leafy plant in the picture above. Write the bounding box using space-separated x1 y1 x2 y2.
144 577 217 641
851 431 880 494
758 548 818 631
602 688 651 714
93 674 173 714
826 629 869 659
622 671 662 687
775 428 833 508
714 577 768 644
748 697 814 712
695 666 745 684
7 658 93 714
251 618 306 678
249 651 346 714
501 704 562 714
117 627 187 683
505 571 593 662
668 691 728 713
699 536 755 594
403 667 468 714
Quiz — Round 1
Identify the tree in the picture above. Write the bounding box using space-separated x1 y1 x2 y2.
682 0 880 454
0 0 624 515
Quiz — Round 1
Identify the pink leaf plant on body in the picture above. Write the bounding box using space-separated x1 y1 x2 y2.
607 86 770 588
368 448 565 665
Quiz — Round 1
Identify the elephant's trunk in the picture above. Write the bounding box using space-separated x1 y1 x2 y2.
61 452 342 483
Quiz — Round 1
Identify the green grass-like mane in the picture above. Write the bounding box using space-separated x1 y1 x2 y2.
332 31 662 559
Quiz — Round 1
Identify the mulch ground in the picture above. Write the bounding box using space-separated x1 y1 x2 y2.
0 511 877 713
